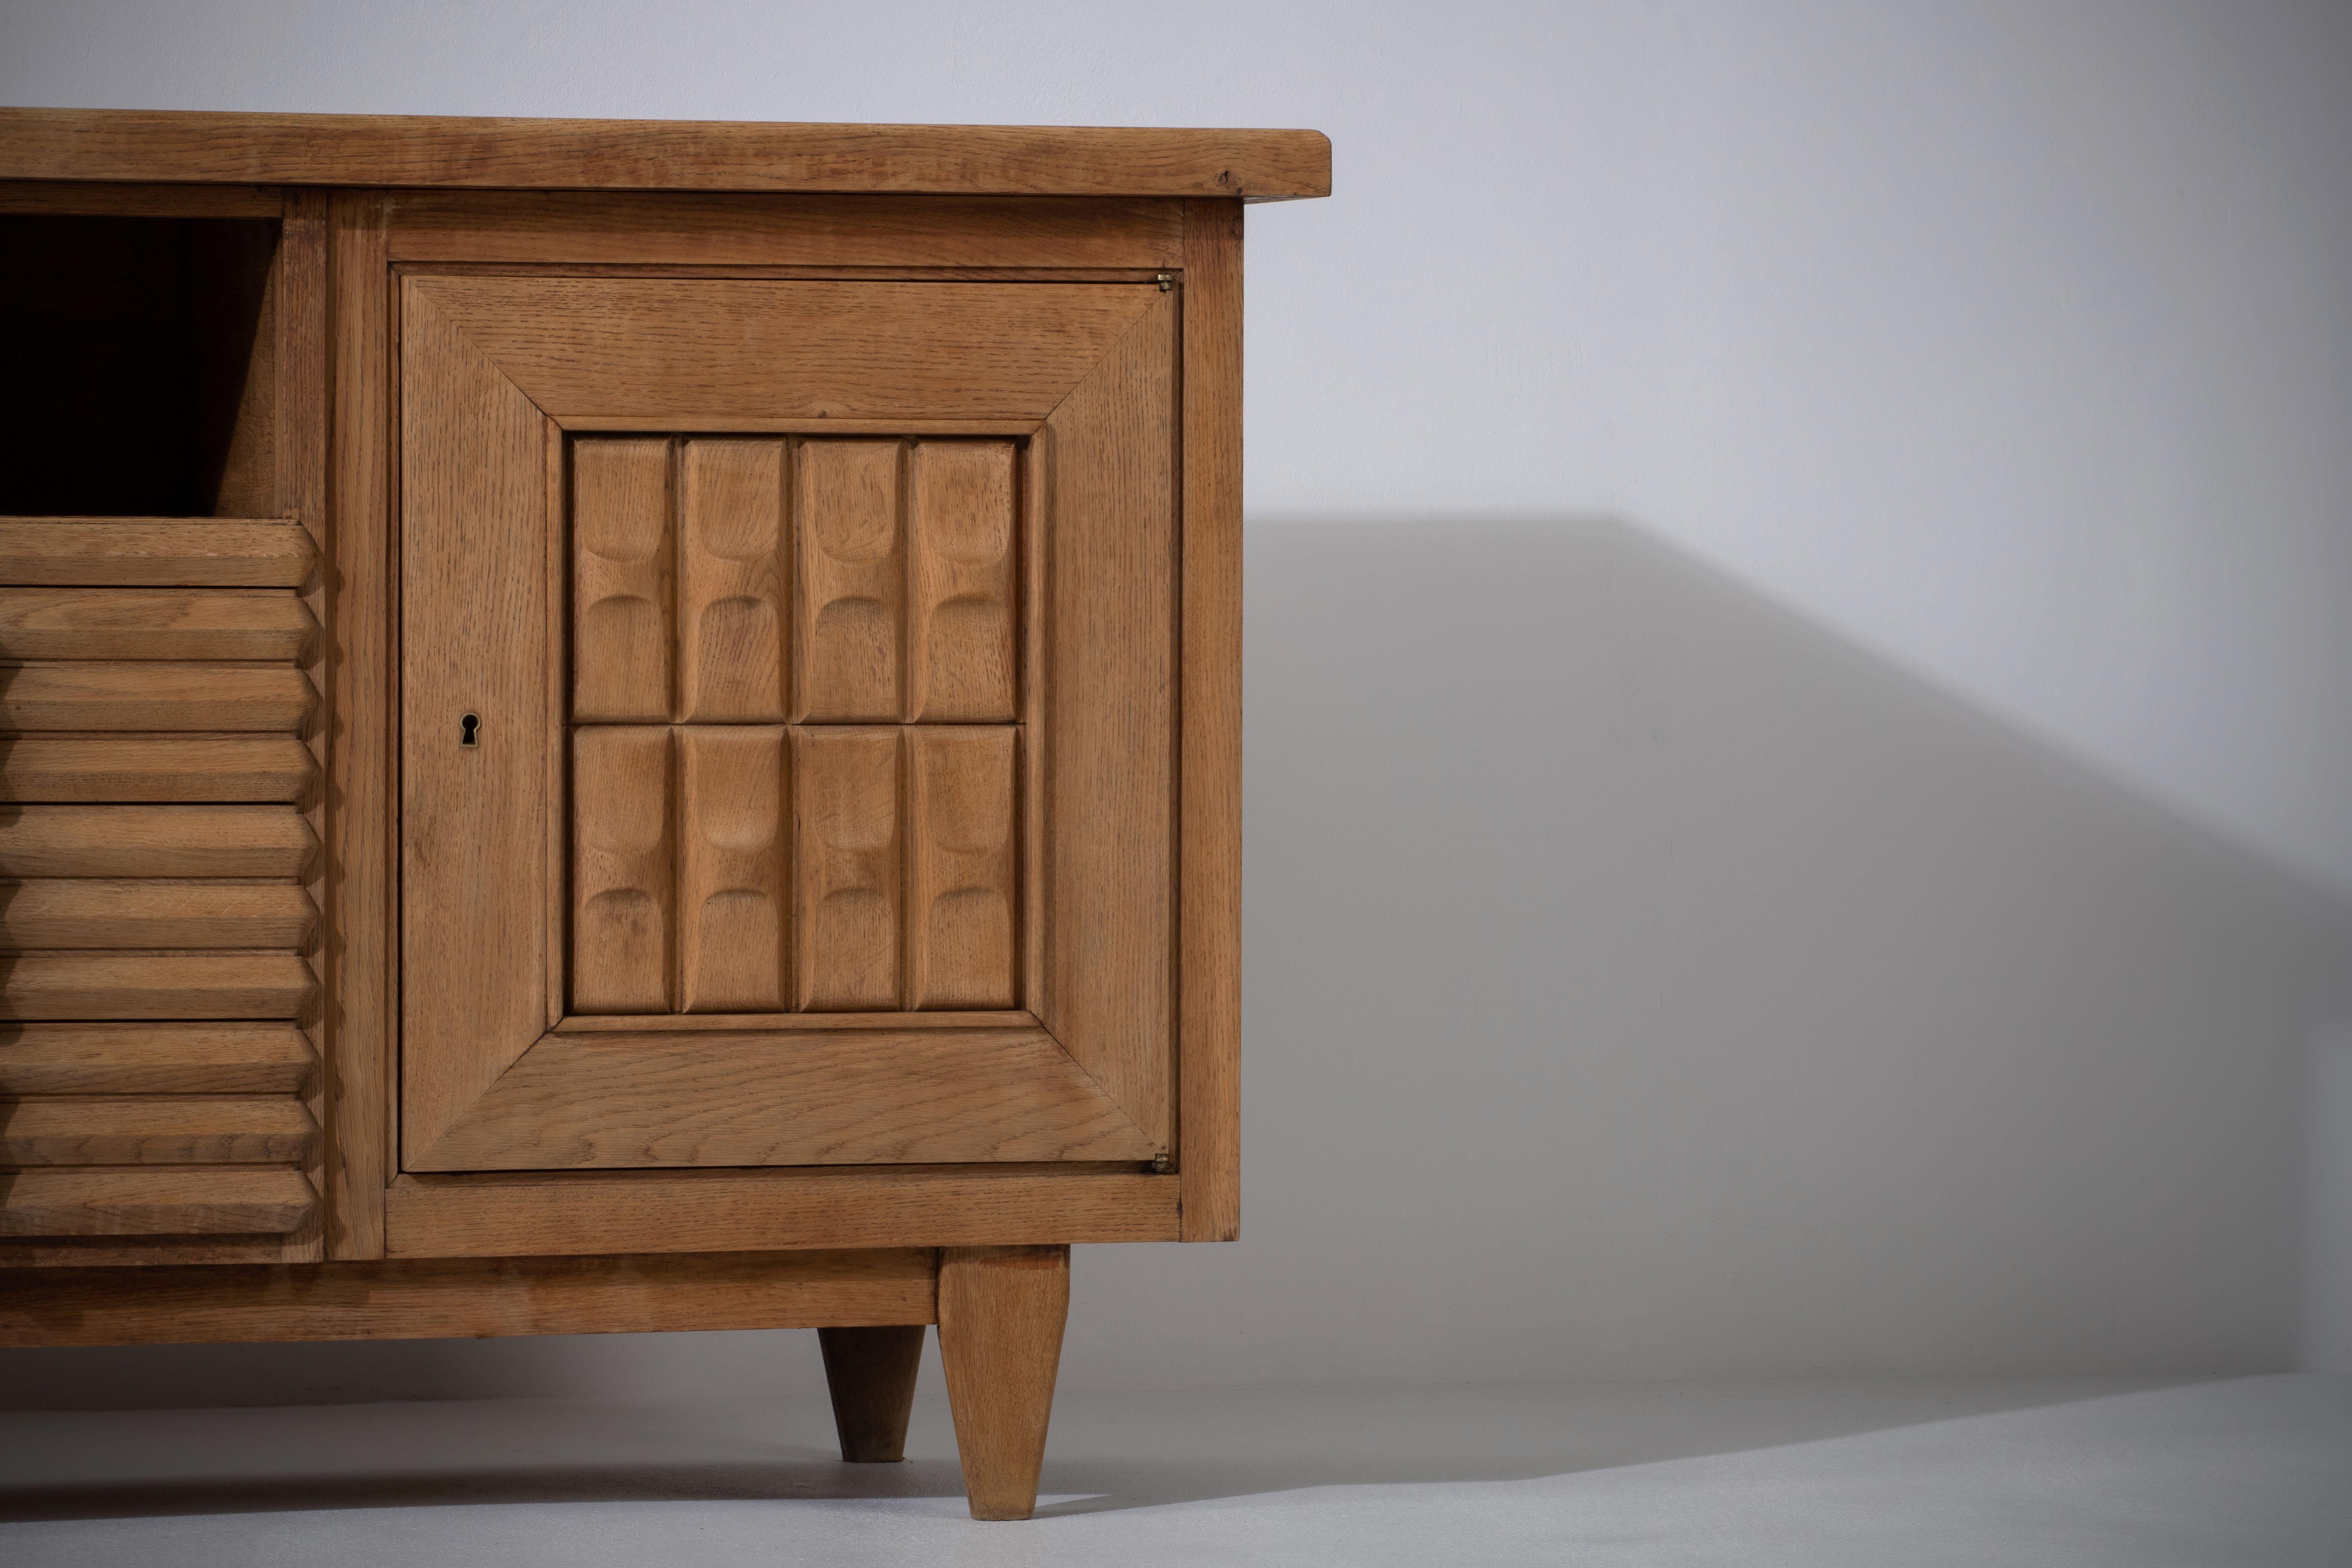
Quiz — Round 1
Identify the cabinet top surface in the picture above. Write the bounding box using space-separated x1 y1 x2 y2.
0 107 1331 201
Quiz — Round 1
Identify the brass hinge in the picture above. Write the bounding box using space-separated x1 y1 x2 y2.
1156 273 1174 292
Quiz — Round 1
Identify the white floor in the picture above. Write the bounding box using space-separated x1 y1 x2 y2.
0 1375 2345 1565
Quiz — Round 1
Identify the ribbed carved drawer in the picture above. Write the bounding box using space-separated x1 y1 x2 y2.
0 516 322 1264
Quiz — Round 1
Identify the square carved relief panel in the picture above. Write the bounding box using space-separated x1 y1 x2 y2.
568 435 1021 1016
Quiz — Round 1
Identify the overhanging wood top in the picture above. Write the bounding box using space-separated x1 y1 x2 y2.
0 107 1332 201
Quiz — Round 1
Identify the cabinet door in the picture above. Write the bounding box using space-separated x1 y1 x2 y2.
399 277 1173 1172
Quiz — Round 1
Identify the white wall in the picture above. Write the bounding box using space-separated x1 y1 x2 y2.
2 0 2348 1395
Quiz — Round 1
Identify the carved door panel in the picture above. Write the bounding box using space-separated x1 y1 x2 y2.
400 277 1174 1172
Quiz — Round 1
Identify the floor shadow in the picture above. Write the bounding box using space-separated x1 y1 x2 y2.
0 1378 2214 1521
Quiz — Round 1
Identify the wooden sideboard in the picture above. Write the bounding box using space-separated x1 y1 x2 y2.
0 107 1329 1519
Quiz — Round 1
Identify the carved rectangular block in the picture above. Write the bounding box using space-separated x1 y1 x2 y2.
572 725 674 1012
908 727 1018 1009
677 725 789 1012
573 438 674 722
679 439 787 721
794 440 903 722
908 441 1018 722
793 726 902 1010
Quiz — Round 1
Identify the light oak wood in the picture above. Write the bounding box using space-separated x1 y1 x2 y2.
907 728 1018 1009
678 439 787 722
389 192 1184 268
406 276 1160 424
0 1166 316 1237
820 1323 928 1462
794 440 904 721
676 726 787 1012
553 1009 1039 1032
384 1167 1179 1257
0 1248 937 1345
0 180 283 217
571 727 676 1013
0 588 314 661
0 109 1332 199
1038 296 1177 1145
0 518 315 588
327 188 395 1258
1180 200 1246 1240
0 1096 317 1165
281 186 335 1267
907 441 1018 723
0 805 315 877
0 1022 312 1096
792 726 902 1009
0 735 315 802
399 280 553 1161
939 1244 1069 1520
572 438 675 723
408 1028 1156 1171
0 879 317 949
0 662 315 732
0 951 317 1020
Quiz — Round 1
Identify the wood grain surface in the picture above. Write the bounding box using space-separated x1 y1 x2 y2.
571 439 674 723
0 1021 313 1096
384 1167 1179 1257
0 1166 316 1238
907 441 1018 723
0 879 316 949
794 440 904 721
0 109 1331 199
939 1244 1070 1519
0 735 315 802
0 662 316 732
0 1096 317 1165
0 588 314 662
570 727 675 1014
407 1028 1156 1171
0 951 317 1020
0 518 315 588
388 192 1186 267
398 279 553 1160
676 725 787 1012
0 805 315 877
0 1248 938 1346
819 1323 929 1461
906 728 1018 1010
792 727 902 1009
678 439 787 722
1037 297 1176 1146
408 277 1160 424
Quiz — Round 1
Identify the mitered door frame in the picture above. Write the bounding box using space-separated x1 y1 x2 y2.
324 194 1242 1259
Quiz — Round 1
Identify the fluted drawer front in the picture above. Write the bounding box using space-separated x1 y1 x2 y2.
0 516 322 1263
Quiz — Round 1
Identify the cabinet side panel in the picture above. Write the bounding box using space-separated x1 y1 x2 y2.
678 439 787 722
571 438 674 723
677 724 788 1012
571 726 675 1013
1178 199 1245 1239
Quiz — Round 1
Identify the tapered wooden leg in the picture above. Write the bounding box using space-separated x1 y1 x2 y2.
818 1324 926 1462
937 1244 1069 1521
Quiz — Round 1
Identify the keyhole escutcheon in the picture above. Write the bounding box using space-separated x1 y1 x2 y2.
459 713 481 748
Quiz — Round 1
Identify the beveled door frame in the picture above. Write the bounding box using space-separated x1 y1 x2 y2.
395 274 1175 1174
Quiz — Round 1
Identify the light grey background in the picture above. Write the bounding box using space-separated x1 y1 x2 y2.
2 0 2348 1403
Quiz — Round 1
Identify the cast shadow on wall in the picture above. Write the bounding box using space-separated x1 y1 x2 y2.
2 517 2349 1519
